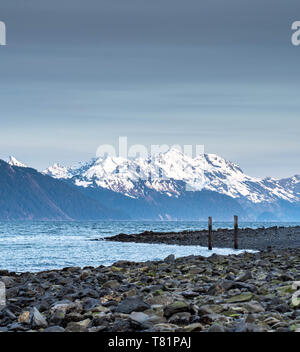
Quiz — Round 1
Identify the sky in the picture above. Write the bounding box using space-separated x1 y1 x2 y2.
0 0 300 178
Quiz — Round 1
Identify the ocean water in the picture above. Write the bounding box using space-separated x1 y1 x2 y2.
0 221 298 273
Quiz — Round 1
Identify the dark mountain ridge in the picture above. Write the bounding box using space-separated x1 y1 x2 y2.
0 160 128 220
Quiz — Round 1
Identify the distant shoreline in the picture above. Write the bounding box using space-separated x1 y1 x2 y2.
105 225 300 250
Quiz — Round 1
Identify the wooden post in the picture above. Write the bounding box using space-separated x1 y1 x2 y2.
234 215 238 249
208 216 212 250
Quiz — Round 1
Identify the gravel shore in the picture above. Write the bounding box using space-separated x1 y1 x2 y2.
0 248 299 332
105 226 300 250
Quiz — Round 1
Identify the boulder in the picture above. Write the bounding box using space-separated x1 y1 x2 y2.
164 301 191 318
115 297 150 314
44 326 65 332
235 271 252 282
164 254 175 264
226 293 253 303
65 318 91 332
30 307 48 329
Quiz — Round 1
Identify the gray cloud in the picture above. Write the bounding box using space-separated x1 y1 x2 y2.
0 0 300 177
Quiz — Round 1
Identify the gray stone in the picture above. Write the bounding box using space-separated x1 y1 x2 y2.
236 271 252 282
180 291 199 298
102 280 120 289
164 254 175 264
207 323 225 332
234 322 263 332
168 312 191 324
65 319 91 332
164 301 190 318
31 307 48 328
44 326 65 332
243 301 265 313
115 296 150 314
130 312 150 324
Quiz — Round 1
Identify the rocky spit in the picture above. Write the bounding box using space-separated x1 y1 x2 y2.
105 226 300 250
0 248 299 332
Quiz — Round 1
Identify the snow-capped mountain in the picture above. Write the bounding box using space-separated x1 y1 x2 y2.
7 156 27 168
43 148 299 205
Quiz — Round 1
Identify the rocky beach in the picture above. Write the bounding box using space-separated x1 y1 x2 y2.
105 226 300 250
0 245 299 332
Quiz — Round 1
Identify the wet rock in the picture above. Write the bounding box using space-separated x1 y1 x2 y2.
79 270 90 280
115 297 150 314
245 313 255 323
18 311 31 324
274 303 290 313
234 321 263 332
180 291 199 298
65 318 91 332
44 326 65 332
50 309 66 325
200 313 221 324
236 271 252 282
103 280 120 289
8 322 28 331
207 283 224 295
279 273 294 282
108 319 132 332
291 290 300 308
264 316 281 326
152 323 179 332
1 308 16 321
31 307 48 328
292 281 300 291
207 323 225 332
189 267 204 275
82 298 100 312
182 323 203 332
168 312 191 325
130 312 150 324
198 306 214 315
242 301 265 313
0 276 15 288
164 254 175 264
50 300 80 315
226 293 253 303
164 301 190 318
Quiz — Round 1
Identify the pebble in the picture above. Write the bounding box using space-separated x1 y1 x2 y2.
0 247 299 332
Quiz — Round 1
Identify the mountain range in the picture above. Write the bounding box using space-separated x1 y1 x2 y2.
0 158 126 220
1 150 300 221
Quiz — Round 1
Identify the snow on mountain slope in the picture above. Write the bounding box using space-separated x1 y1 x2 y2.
43 148 299 204
44 163 71 179
7 156 27 168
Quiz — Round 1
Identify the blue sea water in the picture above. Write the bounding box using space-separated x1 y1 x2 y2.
0 221 298 272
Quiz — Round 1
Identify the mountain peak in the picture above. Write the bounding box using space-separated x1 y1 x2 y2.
43 151 300 204
7 156 27 168
43 163 71 179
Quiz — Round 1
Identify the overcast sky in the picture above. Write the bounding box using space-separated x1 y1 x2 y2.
0 0 300 177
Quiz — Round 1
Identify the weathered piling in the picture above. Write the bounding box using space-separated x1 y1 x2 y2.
234 215 238 249
208 216 213 250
